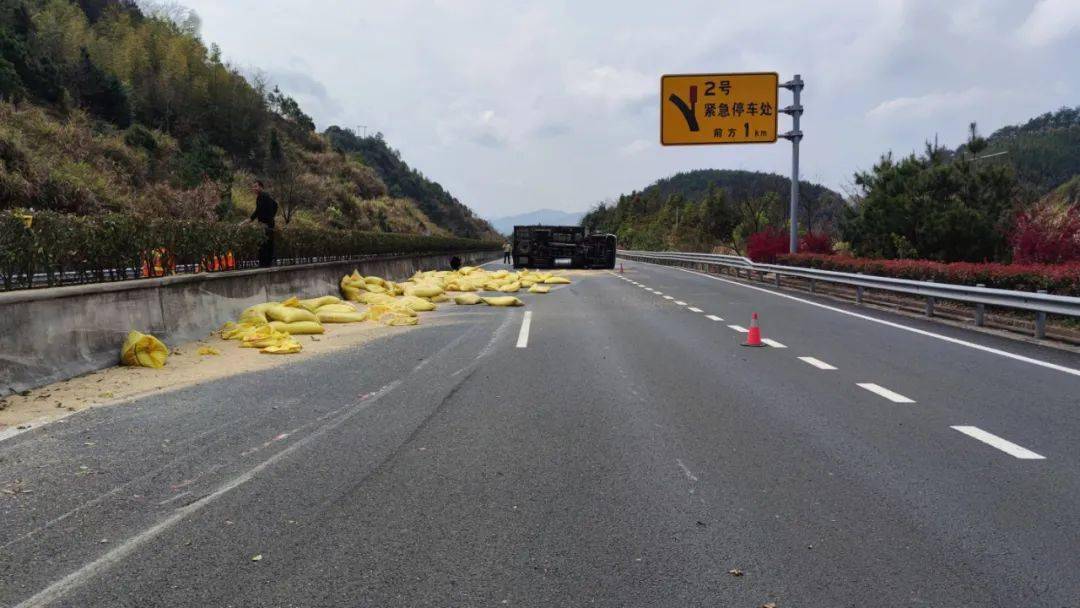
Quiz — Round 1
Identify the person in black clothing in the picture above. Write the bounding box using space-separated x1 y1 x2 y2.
449 255 462 271
248 180 279 267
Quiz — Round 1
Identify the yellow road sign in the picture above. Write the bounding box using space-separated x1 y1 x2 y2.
661 72 779 145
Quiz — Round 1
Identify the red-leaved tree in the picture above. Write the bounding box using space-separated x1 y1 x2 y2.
1011 205 1080 264
799 232 834 254
746 227 789 262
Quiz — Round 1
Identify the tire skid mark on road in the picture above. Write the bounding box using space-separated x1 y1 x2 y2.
11 376 406 608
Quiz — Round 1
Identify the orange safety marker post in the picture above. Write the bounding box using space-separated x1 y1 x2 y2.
742 312 765 347
619 262 624 274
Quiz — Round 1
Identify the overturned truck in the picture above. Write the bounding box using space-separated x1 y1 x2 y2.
511 225 616 269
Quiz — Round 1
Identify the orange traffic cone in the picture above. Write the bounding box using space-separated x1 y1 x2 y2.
742 312 765 347
226 251 235 270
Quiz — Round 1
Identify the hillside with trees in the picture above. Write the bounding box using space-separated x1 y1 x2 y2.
959 106 1080 201
581 169 844 254
324 127 499 240
0 0 494 239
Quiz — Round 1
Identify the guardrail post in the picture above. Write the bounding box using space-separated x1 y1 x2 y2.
809 278 816 293
774 273 781 288
925 280 935 317
1035 290 1047 339
975 284 986 326
855 273 864 305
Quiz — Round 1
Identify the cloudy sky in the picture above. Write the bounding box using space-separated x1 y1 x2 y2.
184 0 1080 220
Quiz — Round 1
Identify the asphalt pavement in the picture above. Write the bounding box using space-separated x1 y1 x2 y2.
2 261 1079 607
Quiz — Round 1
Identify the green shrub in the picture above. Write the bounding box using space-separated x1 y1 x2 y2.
0 209 499 290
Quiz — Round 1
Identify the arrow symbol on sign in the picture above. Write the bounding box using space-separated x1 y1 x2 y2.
668 85 700 132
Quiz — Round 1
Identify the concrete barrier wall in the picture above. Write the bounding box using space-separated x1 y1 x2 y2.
0 251 498 396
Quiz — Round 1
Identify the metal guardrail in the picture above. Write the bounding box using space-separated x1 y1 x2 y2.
618 250 1080 339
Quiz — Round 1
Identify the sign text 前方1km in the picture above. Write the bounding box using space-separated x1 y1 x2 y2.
660 72 778 145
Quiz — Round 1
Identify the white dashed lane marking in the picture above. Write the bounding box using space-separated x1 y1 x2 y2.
706 315 723 322
728 325 748 333
762 339 787 348
799 356 837 370
675 301 688 306
951 426 1045 460
662 295 673 300
688 307 703 313
857 383 915 403
515 311 533 349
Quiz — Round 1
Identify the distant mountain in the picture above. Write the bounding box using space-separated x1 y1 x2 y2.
582 169 845 253
488 209 586 235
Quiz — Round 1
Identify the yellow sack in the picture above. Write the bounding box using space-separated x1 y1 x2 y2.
299 295 342 312
222 322 262 341
266 305 318 324
364 276 386 286
430 293 450 303
381 313 419 326
239 302 277 324
281 296 301 308
317 310 368 324
454 293 483 305
482 296 524 307
341 285 364 302
483 281 503 291
492 270 509 279
407 284 444 298
544 276 571 285
241 326 291 348
499 281 521 293
120 330 168 368
528 284 551 294
399 296 437 312
459 266 477 275
317 303 358 313
269 320 325 335
261 340 303 355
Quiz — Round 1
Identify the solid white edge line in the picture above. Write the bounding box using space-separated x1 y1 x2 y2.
950 426 1045 460
688 307 703 313
706 315 723 321
799 356 837 370
762 339 787 348
728 325 748 332
646 262 1080 379
516 311 533 349
857 382 915 403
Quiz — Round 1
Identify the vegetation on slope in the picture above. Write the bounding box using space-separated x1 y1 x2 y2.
0 0 492 239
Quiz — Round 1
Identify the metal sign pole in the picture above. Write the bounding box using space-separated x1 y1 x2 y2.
780 75 804 254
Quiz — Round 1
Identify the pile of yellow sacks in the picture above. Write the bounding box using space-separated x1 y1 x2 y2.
218 294 367 355
214 266 573 356
339 266 572 311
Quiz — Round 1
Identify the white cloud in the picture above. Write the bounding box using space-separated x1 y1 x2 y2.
567 65 654 110
182 0 1080 218
866 88 988 121
617 139 652 157
1018 0 1080 46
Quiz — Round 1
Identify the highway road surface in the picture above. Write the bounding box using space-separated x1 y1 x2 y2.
2 261 1079 607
